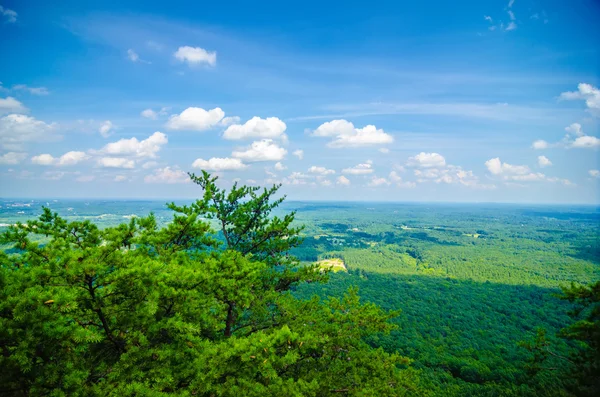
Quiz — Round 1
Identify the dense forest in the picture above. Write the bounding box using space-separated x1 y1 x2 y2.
0 174 598 396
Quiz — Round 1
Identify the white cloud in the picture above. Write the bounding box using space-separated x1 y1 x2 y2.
114 175 128 182
308 165 335 175
342 162 373 175
336 175 350 186
379 148 390 154
559 83 600 116
100 131 167 158
223 116 287 141
58 151 87 166
484 15 493 22
274 162 287 171
537 155 552 167
219 116 241 126
127 49 140 62
0 97 27 115
485 157 529 175
282 172 309 186
141 107 169 119
565 123 584 138
0 5 17 23
192 157 247 171
407 152 446 168
368 176 390 187
174 46 217 67
31 154 55 166
232 139 287 162
142 161 158 169
589 170 600 178
312 119 393 148
12 85 49 95
42 171 65 181
292 149 304 159
0 151 26 164
144 166 190 184
571 135 600 148
505 21 517 31
97 157 135 169
389 171 417 188
99 120 114 138
166 107 224 131
141 109 157 119
532 139 549 150
75 175 95 183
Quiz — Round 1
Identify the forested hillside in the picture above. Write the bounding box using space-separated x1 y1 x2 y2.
0 177 598 396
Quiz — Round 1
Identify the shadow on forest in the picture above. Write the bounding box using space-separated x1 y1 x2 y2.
296 271 573 386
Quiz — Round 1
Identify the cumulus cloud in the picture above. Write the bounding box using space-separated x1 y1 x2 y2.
532 123 600 149
368 176 390 187
485 157 555 183
0 114 57 150
31 154 55 166
537 155 552 167
0 5 17 23
142 161 158 169
0 151 26 165
559 83 600 116
407 152 446 168
389 171 417 188
312 119 393 148
99 120 114 138
292 149 304 159
223 117 287 141
97 157 135 169
342 162 373 175
282 172 310 186
144 167 190 184
57 151 87 166
274 162 287 171
336 175 351 186
232 139 287 162
192 157 247 171
174 46 217 67
531 140 549 150
166 107 225 131
0 97 27 114
308 165 335 175
100 131 167 158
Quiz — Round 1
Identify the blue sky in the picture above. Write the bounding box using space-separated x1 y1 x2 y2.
0 0 599 203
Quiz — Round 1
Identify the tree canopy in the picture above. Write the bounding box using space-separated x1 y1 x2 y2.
0 172 421 396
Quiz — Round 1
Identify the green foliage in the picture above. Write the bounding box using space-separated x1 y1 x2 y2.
0 174 420 396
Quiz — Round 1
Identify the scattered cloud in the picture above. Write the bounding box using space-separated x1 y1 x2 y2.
537 155 552 167
166 107 225 130
274 162 287 171
312 119 393 148
99 131 168 159
75 175 95 182
292 149 304 159
141 107 169 119
232 139 287 162
174 46 217 67
308 165 335 175
0 114 57 150
407 152 446 168
368 176 391 187
389 171 416 188
142 161 158 169
589 170 600 179
99 120 114 138
0 97 27 114
559 83 600 116
336 175 351 186
342 161 373 175
12 85 49 95
379 148 390 154
31 154 55 166
223 116 287 141
192 157 247 171
0 5 17 23
97 157 135 169
0 152 26 165
144 166 190 184
532 140 549 150
114 175 128 182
